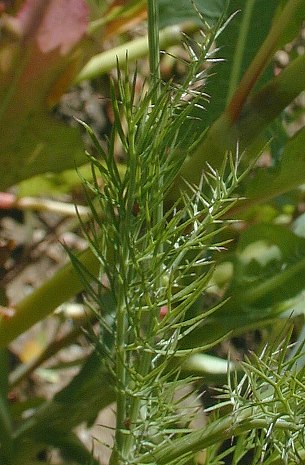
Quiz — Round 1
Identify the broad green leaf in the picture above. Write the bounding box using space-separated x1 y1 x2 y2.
0 115 86 190
174 46 305 199
158 0 227 28
225 224 305 309
225 0 305 124
17 165 93 197
172 0 305 198
273 0 305 50
234 124 305 213
197 0 279 128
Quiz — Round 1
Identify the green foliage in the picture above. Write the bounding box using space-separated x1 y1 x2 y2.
225 224 305 309
243 124 305 208
158 0 228 28
72 19 249 461
0 0 229 191
200 0 279 127
3 1 305 464
139 329 305 465
176 0 305 190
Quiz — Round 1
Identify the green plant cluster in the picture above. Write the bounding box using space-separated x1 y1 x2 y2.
74 51 243 462
2 1 305 464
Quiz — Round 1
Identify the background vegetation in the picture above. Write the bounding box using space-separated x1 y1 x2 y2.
1 0 305 464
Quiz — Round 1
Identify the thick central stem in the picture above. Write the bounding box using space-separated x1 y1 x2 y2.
147 0 160 95
119 0 164 460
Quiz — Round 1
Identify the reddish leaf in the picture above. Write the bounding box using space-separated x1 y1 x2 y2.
0 0 89 188
36 0 89 55
15 0 89 53
14 0 49 40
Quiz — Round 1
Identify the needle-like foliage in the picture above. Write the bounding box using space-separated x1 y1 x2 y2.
72 13 248 464
70 5 305 465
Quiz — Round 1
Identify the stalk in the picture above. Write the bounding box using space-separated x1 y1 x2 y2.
136 409 302 464
111 113 137 464
148 0 162 237
147 0 160 95
117 0 164 459
111 282 128 464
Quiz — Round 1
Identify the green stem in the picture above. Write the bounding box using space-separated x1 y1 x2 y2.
147 0 160 92
118 1 164 460
148 0 162 231
136 408 302 464
111 90 138 465
0 247 99 347
112 261 129 463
